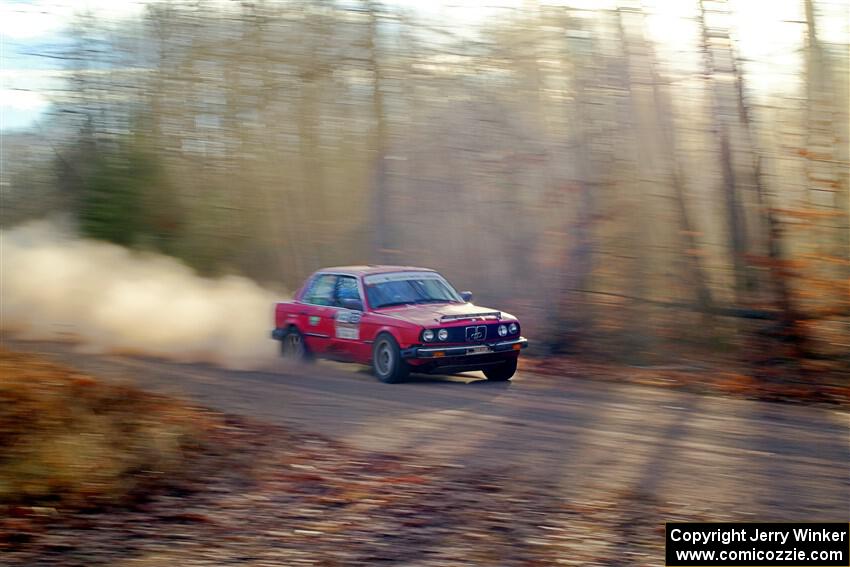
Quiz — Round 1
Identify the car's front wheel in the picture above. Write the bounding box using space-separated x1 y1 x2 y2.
483 357 517 381
372 333 409 383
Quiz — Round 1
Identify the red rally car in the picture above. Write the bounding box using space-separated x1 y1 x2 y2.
272 266 528 383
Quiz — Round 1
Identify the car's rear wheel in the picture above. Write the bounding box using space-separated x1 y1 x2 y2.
372 333 409 383
483 357 517 381
281 327 312 362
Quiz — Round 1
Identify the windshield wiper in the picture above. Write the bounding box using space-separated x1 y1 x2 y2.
375 301 415 308
413 298 451 304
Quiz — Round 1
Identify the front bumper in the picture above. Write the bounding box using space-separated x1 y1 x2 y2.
401 337 528 360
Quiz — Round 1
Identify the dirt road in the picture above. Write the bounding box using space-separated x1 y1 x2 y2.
10 340 850 520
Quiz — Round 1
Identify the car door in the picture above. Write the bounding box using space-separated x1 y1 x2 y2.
297 273 338 354
329 275 365 360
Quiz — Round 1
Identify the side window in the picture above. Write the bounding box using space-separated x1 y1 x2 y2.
335 276 361 307
302 274 338 306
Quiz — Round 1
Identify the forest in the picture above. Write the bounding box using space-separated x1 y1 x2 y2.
3 0 848 371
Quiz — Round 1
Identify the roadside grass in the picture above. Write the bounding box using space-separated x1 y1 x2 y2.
521 355 850 406
0 349 211 509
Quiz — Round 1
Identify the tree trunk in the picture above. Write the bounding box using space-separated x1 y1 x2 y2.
367 1 390 263
697 0 751 305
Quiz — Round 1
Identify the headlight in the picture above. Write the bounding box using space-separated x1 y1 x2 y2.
423 329 435 342
498 324 508 337
437 328 448 341
509 323 518 334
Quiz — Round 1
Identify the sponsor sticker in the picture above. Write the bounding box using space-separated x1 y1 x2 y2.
334 310 360 340
363 271 443 284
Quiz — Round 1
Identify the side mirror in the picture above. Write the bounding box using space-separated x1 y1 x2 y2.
460 291 473 303
341 297 364 311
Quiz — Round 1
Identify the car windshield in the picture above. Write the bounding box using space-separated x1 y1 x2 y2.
364 272 462 309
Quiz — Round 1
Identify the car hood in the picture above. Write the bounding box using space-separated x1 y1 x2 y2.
373 302 516 327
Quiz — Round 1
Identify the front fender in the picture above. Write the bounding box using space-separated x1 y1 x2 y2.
371 324 414 347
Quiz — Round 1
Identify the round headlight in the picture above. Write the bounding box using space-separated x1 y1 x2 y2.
437 328 448 341
509 323 518 334
423 329 435 342
498 325 508 337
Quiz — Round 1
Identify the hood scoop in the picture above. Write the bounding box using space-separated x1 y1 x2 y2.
439 311 501 322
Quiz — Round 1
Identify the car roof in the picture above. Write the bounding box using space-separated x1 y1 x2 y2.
318 265 436 277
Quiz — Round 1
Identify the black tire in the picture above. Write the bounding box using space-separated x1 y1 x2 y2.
483 357 517 381
280 327 312 362
372 333 409 383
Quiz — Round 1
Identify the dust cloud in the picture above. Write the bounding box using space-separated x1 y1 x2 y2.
1 220 285 370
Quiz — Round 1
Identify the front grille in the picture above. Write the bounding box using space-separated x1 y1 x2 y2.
442 323 518 344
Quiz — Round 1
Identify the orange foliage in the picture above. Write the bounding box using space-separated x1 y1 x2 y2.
0 349 213 508
770 207 845 220
744 254 807 270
